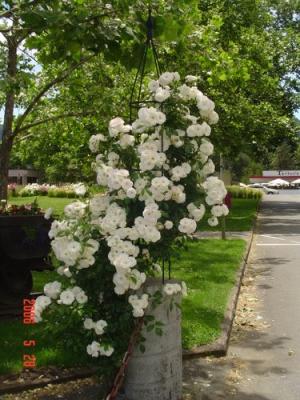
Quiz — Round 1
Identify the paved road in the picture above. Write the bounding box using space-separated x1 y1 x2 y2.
230 192 300 399
183 192 300 399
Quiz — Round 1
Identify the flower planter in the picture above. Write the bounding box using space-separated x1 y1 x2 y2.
124 279 182 400
0 215 52 315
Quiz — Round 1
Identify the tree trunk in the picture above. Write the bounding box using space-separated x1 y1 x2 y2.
0 137 13 200
0 37 17 201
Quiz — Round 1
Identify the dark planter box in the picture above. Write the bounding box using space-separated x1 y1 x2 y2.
0 215 53 313
0 215 52 260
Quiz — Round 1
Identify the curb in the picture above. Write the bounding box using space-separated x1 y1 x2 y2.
183 199 260 359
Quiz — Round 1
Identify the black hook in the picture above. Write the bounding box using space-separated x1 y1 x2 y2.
146 8 153 40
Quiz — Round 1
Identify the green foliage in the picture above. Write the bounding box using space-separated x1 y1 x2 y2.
270 142 297 169
164 0 299 160
229 152 264 183
8 0 299 179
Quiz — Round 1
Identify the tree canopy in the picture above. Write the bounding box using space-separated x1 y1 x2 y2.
1 0 300 189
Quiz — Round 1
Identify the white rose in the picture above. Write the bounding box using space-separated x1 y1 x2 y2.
44 208 53 220
159 71 177 86
165 220 173 230
87 341 100 357
59 290 75 305
84 318 95 330
208 216 219 226
200 140 214 156
178 218 197 235
76 292 88 304
155 87 170 102
119 134 135 148
148 79 160 92
126 188 137 199
99 345 114 357
95 320 108 335
44 281 62 299
109 117 131 137
185 75 198 83
89 134 106 153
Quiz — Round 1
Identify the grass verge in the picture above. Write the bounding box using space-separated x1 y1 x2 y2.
199 198 259 232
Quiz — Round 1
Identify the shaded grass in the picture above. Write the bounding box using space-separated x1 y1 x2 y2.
0 239 246 374
0 319 91 375
32 270 58 292
200 198 259 232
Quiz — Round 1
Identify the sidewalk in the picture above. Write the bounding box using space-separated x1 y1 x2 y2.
183 193 300 399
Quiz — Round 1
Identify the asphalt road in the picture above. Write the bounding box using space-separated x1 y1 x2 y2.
230 192 300 399
182 191 300 400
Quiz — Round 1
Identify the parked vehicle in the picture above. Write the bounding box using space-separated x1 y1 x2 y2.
263 187 279 194
248 183 265 188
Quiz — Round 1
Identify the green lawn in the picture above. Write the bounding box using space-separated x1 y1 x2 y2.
173 239 246 348
10 195 259 232
8 196 72 216
0 238 246 374
199 198 259 232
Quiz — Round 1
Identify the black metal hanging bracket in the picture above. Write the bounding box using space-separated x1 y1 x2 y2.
129 8 161 123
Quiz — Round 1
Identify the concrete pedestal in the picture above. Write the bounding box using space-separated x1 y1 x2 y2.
124 279 182 400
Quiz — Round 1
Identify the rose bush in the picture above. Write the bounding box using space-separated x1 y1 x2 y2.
36 72 228 375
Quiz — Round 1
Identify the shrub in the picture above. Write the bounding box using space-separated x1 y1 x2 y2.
227 185 263 200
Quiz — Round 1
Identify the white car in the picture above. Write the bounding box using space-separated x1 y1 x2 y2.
263 187 279 194
248 183 264 188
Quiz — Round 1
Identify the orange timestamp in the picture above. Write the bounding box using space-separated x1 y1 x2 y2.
23 299 36 368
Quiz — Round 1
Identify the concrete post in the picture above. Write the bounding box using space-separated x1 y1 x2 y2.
124 278 182 400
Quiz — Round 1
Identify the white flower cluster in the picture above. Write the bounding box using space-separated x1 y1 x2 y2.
164 282 188 297
128 294 149 317
34 295 51 322
86 341 114 357
44 281 62 299
51 236 99 270
132 107 166 132
187 203 206 222
84 318 107 335
58 286 88 305
44 71 228 360
89 133 106 153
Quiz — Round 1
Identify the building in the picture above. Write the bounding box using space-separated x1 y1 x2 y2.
249 170 300 184
8 169 39 185
1 124 39 185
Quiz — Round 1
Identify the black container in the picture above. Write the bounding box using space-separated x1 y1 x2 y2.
0 215 52 315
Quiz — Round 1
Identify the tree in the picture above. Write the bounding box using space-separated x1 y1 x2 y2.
11 56 135 182
164 0 300 160
0 0 202 199
271 142 296 170
0 0 140 199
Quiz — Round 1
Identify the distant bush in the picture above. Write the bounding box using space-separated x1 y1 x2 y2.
48 188 77 198
18 183 88 198
227 185 263 200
